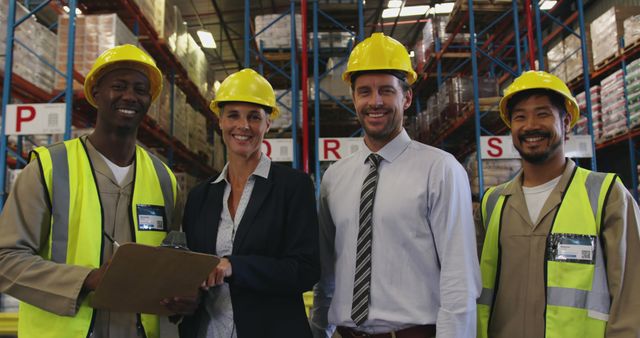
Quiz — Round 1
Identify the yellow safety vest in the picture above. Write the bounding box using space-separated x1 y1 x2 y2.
18 138 177 338
477 166 616 338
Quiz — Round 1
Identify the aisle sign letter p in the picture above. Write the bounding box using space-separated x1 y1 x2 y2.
16 106 36 132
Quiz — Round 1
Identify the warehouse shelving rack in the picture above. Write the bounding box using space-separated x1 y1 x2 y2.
418 0 595 196
82 0 219 177
0 0 79 209
311 0 364 195
244 0 301 169
588 37 640 202
0 0 221 210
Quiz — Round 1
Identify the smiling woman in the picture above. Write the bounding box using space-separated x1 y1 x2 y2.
178 68 319 338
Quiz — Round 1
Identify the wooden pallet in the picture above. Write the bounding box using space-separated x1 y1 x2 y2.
566 74 584 89
594 51 621 71
624 38 640 54
462 97 501 113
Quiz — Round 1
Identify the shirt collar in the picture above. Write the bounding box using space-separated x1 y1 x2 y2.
363 128 411 164
212 152 272 184
503 158 576 196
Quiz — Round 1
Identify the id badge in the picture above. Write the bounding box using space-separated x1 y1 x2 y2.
137 204 166 231
547 233 596 264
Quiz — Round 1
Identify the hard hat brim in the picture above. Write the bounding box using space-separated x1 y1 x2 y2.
84 60 163 108
499 89 580 128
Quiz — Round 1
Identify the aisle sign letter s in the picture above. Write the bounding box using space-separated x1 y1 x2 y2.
487 137 503 157
5 103 66 135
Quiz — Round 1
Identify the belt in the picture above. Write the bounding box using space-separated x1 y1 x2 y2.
337 325 436 338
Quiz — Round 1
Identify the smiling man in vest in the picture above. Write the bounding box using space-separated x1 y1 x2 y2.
0 44 186 338
477 71 640 338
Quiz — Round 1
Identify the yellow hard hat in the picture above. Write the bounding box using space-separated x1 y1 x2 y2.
499 70 580 128
84 44 163 108
342 32 418 85
210 68 280 120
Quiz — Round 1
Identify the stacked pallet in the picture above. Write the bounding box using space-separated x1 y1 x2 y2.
464 152 521 197
0 1 57 93
575 86 601 139
590 6 640 70
600 70 627 140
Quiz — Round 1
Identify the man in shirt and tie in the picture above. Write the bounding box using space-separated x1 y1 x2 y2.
310 32 480 338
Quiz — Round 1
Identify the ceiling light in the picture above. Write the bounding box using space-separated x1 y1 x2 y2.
62 5 82 15
213 80 221 93
434 3 455 14
539 0 557 10
382 5 430 18
197 30 217 49
387 0 403 8
409 50 415 58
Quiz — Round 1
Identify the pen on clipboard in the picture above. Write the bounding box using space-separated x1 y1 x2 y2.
104 232 120 248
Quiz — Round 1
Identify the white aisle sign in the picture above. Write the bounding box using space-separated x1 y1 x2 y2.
262 137 365 162
5 103 66 135
480 135 593 159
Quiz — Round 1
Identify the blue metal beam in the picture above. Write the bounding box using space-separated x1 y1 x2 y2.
0 0 18 208
577 0 597 169
468 0 484 195
64 0 77 141
290 1 299 169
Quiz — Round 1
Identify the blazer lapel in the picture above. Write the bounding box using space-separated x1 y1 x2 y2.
200 181 225 255
232 176 273 253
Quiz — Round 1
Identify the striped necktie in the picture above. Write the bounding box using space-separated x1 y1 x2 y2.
351 153 382 326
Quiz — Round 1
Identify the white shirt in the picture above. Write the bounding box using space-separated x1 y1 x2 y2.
310 129 480 338
522 175 562 225
97 152 132 186
201 154 271 338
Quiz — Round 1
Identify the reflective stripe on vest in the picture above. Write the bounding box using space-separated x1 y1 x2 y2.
477 167 616 338
19 138 177 338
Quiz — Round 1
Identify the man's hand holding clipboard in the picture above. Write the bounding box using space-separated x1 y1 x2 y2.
89 241 219 315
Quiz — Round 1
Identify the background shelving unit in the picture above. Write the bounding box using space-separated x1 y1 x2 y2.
244 0 302 169
311 0 364 192
0 0 222 213
412 0 612 199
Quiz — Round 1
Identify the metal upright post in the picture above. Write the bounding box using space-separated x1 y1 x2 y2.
290 1 299 169
532 0 544 70
357 0 364 42
512 0 523 75
524 0 536 69
436 36 442 89
313 0 321 196
0 0 17 208
64 0 77 141
244 0 250 68
468 0 484 194
620 38 637 200
168 69 175 167
301 0 310 173
577 0 596 169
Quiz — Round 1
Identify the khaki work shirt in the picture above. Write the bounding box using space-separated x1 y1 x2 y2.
477 159 640 338
0 136 183 338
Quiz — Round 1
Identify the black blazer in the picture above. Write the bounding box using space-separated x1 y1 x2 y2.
178 163 320 338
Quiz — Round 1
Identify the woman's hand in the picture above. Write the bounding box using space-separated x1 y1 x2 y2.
206 257 233 287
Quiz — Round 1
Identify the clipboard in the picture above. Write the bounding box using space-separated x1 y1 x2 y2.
90 243 219 315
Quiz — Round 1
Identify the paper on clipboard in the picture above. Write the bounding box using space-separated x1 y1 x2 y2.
90 243 219 315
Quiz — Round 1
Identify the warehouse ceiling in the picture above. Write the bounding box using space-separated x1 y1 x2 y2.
176 0 431 80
